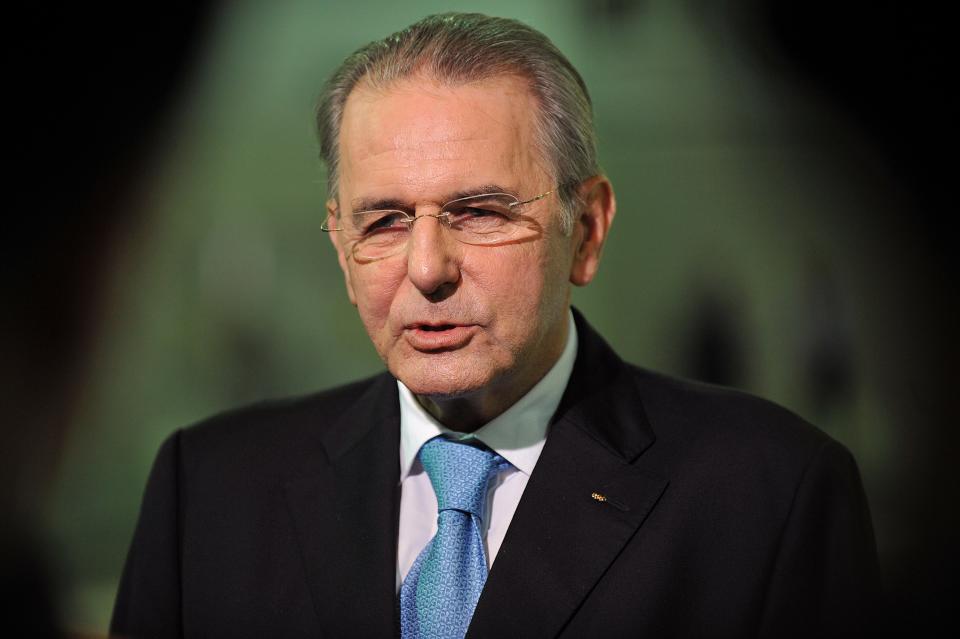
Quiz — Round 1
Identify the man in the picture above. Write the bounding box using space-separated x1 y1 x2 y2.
112 13 880 638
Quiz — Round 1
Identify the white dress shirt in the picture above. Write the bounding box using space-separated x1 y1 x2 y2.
396 311 578 590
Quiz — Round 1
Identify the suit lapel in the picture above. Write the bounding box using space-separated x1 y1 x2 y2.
468 310 669 638
280 311 666 638
283 373 401 638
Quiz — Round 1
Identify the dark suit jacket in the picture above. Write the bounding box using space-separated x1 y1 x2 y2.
111 310 880 638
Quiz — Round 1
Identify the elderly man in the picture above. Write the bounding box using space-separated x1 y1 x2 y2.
112 13 880 638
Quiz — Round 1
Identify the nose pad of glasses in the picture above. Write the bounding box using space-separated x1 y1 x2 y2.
408 212 454 244
406 213 462 260
408 211 451 228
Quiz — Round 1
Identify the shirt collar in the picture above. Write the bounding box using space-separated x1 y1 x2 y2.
398 310 578 481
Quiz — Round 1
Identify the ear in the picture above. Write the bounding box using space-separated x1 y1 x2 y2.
327 199 357 306
569 175 616 286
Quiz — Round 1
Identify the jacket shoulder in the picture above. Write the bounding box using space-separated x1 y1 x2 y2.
628 365 844 472
171 372 394 476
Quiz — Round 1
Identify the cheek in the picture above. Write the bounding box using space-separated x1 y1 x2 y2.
510 237 576 325
350 265 404 334
469 245 556 320
471 248 532 292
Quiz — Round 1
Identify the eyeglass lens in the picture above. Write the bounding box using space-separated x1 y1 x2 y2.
347 193 535 260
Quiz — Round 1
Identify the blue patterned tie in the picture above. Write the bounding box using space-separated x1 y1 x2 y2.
399 436 509 639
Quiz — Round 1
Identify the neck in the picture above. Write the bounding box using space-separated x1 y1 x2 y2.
415 394 510 433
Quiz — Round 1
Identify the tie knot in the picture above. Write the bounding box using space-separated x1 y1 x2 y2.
418 436 506 517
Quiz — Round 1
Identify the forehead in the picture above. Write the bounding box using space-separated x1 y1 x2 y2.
337 74 548 206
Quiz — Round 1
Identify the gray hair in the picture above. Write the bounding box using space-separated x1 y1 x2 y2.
316 12 599 234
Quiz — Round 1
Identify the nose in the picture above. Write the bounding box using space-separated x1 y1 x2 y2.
405 214 461 299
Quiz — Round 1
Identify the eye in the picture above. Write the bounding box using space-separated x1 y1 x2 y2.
354 210 409 235
445 198 515 219
459 206 503 218
445 208 513 235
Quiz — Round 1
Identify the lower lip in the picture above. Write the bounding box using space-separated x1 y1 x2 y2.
404 325 477 351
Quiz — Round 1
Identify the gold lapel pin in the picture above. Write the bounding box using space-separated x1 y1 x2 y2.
591 491 629 511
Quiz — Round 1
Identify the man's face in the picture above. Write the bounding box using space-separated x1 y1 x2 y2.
330 74 579 401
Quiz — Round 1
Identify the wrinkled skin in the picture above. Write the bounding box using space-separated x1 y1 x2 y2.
329 74 615 431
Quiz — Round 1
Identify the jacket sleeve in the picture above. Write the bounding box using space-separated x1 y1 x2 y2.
757 438 883 638
110 430 184 638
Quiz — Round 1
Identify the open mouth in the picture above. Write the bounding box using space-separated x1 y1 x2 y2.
419 324 456 332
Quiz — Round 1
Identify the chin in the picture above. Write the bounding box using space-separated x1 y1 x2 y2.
390 354 497 399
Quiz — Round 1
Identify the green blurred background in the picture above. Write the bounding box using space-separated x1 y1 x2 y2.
9 0 952 634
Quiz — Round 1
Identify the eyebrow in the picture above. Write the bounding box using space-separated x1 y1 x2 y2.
349 184 521 214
